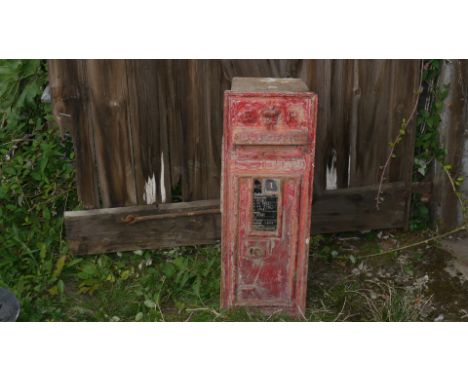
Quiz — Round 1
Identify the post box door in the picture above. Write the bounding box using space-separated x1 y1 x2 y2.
236 175 302 304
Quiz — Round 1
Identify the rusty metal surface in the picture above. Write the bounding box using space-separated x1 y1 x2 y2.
221 78 317 317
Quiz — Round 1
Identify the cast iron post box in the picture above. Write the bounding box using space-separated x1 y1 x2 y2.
221 77 318 317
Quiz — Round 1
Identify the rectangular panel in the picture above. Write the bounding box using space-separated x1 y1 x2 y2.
234 176 301 306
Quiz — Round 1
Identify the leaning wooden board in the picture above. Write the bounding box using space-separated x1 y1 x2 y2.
64 182 426 255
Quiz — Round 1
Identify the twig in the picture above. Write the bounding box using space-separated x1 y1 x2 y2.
184 311 194 322
155 276 166 322
185 307 223 318
366 154 468 259
0 133 34 146
266 309 283 321
297 304 308 321
442 164 468 224
362 223 467 259
333 297 347 322
376 61 425 210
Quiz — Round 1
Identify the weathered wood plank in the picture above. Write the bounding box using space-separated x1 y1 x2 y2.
182 60 224 200
86 60 137 207
65 200 221 254
396 61 421 230
48 59 100 209
65 182 409 255
432 59 468 231
311 182 408 233
350 60 392 186
297 60 354 193
389 60 421 184
125 59 169 205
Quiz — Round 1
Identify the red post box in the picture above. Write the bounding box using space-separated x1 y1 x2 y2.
221 77 318 317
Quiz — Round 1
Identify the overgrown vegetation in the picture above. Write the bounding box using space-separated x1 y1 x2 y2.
0 61 253 321
1 60 465 321
409 59 468 231
408 59 468 234
0 60 76 319
409 60 447 230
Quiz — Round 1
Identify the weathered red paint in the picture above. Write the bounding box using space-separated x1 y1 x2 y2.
221 78 318 317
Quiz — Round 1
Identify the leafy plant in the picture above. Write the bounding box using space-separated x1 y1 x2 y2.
0 60 78 320
410 59 451 230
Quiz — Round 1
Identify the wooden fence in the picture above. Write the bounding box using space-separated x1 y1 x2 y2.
48 60 423 254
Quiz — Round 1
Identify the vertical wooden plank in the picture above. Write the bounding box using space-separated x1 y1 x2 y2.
432 59 468 231
86 59 137 207
125 60 143 205
126 59 178 205
157 59 173 203
204 59 225 199
167 59 189 200
183 59 202 200
348 59 360 190
126 60 158 205
48 59 100 209
349 60 392 186
459 61 468 206
389 60 421 229
328 60 354 189
299 60 331 194
299 59 353 193
347 60 421 190
388 60 421 183
188 59 217 200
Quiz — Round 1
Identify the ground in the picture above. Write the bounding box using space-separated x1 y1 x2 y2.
12 228 468 322
307 230 468 321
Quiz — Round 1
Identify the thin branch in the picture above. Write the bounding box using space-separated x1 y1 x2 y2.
442 164 468 223
376 60 425 210
362 223 467 259
185 307 223 318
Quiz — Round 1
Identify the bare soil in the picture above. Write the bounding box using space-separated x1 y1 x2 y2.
306 231 468 321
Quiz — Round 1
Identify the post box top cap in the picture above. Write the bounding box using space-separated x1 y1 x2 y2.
231 77 309 93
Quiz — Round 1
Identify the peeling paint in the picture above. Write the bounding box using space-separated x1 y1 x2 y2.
326 148 337 190
160 152 166 203
143 173 157 204
221 88 317 317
